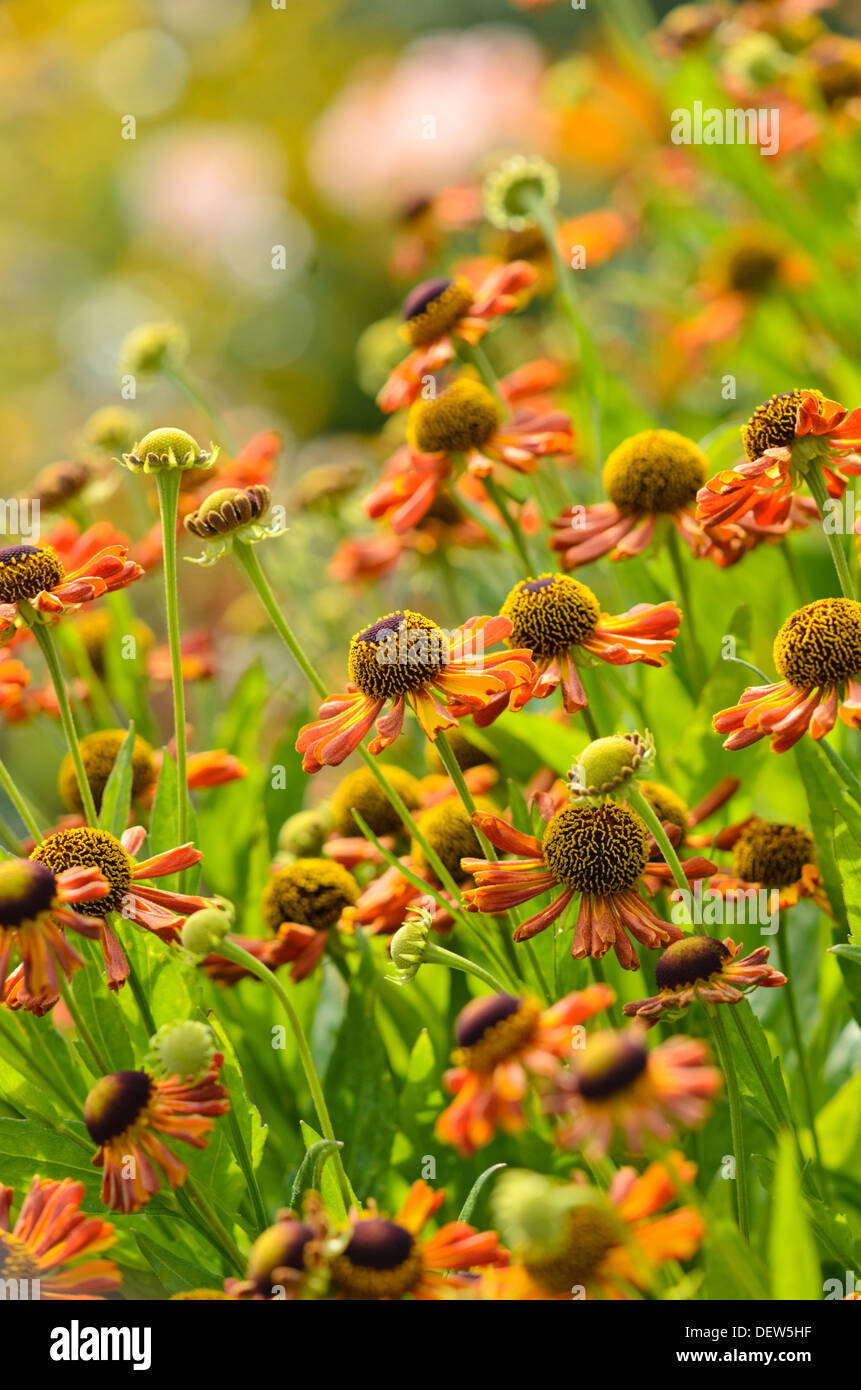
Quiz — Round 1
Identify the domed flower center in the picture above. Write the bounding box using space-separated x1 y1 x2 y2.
411 798 487 885
0 859 57 928
725 243 781 295
348 610 449 700
602 430 708 514
523 1205 619 1295
330 765 420 838
742 388 822 462
408 379 501 456
773 598 861 690
31 828 133 917
731 819 815 888
59 729 155 817
84 1071 153 1145
0 1231 41 1283
33 461 91 510
655 936 730 991
542 803 649 895
261 858 358 936
402 276 474 348
184 485 271 540
248 1221 314 1296
640 780 689 833
576 1031 649 1100
331 1218 423 1299
0 544 64 604
501 574 601 659
455 992 541 1072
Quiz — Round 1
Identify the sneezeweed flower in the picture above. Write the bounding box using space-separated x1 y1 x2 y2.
0 534 143 634
623 935 786 1025
84 1051 229 1213
483 155 560 233
639 775 740 850
31 825 216 990
547 1025 721 1157
184 484 286 564
551 428 743 567
475 575 680 721
328 1180 506 1299
295 609 535 772
226 1201 328 1300
708 816 829 914
0 858 110 1013
58 730 155 817
436 985 614 1156
697 390 861 530
120 320 189 379
484 1157 703 1300
411 796 493 886
30 459 93 513
0 1176 120 1298
83 405 142 455
328 764 421 839
75 608 154 679
377 260 537 413
714 598 861 751
463 802 715 968
121 426 216 475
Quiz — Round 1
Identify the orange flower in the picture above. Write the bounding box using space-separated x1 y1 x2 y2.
0 528 143 634
0 858 110 1014
0 1176 120 1298
623 935 786 1025
705 815 830 915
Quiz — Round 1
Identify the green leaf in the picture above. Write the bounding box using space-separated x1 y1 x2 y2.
769 1131 821 1300
458 1164 506 1224
0 1119 101 1199
99 724 137 837
289 1139 341 1210
135 1232 216 1295
830 943 861 965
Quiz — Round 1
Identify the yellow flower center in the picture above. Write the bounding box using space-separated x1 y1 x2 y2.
542 803 649 895
31 827 133 917
0 859 57 928
84 1070 153 1145
408 378 501 456
329 766 420 838
603 430 708 515
455 993 541 1072
58 729 156 817
411 797 490 885
501 573 601 660
731 818 815 888
0 545 64 604
0 1231 42 1283
402 277 474 348
523 1205 619 1295
348 610 449 700
655 935 729 991
742 388 823 462
773 597 861 689
330 1219 423 1299
261 858 358 935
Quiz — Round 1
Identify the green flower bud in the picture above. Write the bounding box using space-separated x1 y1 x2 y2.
277 807 332 860
120 321 188 378
389 904 433 983
568 730 655 800
181 906 232 957
145 1020 216 1082
121 427 216 474
483 155 560 232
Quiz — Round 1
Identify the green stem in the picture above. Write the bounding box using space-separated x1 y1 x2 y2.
627 784 690 898
0 755 43 844
216 936 352 1209
421 940 510 993
208 1014 269 1234
781 536 809 606
667 527 706 694
155 470 189 851
57 974 110 1076
817 735 861 805
775 926 825 1180
32 621 98 827
807 464 856 600
482 475 534 574
707 1003 751 1241
176 1180 244 1274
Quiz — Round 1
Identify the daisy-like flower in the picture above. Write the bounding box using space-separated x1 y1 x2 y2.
714 598 861 751
707 815 829 914
551 428 743 567
295 609 535 773
84 1055 229 1213
366 369 574 534
623 934 786 1024
328 1180 506 1299
482 1155 703 1300
463 802 715 968
226 1201 329 1300
0 656 30 716
204 858 359 984
547 1025 721 1157
0 530 143 634
30 825 217 990
697 389 861 530
472 572 680 722
436 985 614 1156
377 261 537 413
0 858 110 1013
0 1176 120 1299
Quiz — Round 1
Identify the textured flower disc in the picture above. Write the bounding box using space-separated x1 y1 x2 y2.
0 859 57 928
455 992 541 1072
260 858 358 935
84 1070 153 1145
500 573 601 659
0 544 64 604
31 828 133 917
0 1229 41 1282
655 935 730 991
731 818 816 888
330 1219 422 1299
602 429 709 515
773 598 861 689
741 388 823 461
542 803 649 895
411 796 491 884
348 609 449 700
575 1030 649 1100
408 378 501 455
402 276 474 348
329 765 420 838
184 484 271 539
58 729 155 816
523 1205 619 1295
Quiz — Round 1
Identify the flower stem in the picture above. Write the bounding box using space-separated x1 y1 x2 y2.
176 1179 244 1274
627 784 690 898
667 527 706 694
215 936 353 1210
32 621 98 827
421 940 510 993
162 365 237 454
807 464 856 600
775 925 826 1182
57 973 110 1076
0 755 43 844
707 1003 751 1241
155 469 189 852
